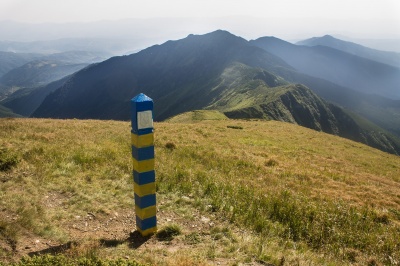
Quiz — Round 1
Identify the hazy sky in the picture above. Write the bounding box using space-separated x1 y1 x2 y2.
0 0 399 40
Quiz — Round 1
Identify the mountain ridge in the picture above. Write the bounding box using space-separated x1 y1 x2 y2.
1 76 70 117
297 35 400 68
0 59 87 89
250 36 400 138
251 36 400 99
33 30 293 120
5 29 398 155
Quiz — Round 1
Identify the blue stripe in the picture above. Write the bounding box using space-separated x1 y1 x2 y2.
135 193 156 209
131 128 154 135
133 170 156 185
132 145 154 161
136 215 157 231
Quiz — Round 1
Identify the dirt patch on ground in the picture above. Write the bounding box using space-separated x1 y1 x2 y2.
2 195 264 265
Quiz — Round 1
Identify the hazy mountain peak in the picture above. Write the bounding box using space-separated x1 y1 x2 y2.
297 35 350 47
297 34 400 68
250 36 295 49
321 34 335 39
186 29 248 45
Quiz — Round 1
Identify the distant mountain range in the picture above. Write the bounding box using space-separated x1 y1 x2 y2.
1 77 69 117
0 50 109 99
251 36 400 99
0 60 87 89
0 51 40 77
297 35 400 68
250 36 400 138
2 30 400 154
0 38 136 55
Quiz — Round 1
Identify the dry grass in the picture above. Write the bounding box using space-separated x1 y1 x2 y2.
0 118 399 265
157 119 400 207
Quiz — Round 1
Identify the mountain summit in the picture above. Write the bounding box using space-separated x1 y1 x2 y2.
33 30 292 120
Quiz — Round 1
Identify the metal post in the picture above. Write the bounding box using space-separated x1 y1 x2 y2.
131 93 157 236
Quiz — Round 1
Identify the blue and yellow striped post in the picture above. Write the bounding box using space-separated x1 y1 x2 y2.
131 93 157 236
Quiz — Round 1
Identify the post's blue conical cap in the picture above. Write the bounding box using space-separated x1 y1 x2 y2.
131 93 153 103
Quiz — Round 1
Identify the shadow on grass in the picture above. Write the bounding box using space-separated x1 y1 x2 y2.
99 230 151 249
28 241 77 257
27 231 151 257
126 230 151 249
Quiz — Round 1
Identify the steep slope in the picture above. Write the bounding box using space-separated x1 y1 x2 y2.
251 37 400 99
251 37 400 137
0 50 108 100
297 35 400 68
203 63 400 154
0 104 21 118
1 77 70 117
226 85 400 154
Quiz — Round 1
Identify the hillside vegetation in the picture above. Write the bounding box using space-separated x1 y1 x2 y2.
0 118 399 265
1 77 70 117
0 105 21 118
167 110 228 123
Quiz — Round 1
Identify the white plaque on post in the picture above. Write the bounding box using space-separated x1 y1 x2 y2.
137 110 153 130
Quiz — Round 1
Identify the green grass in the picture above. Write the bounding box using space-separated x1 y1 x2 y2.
3 254 144 266
0 118 399 265
156 224 182 241
0 147 19 171
166 110 228 123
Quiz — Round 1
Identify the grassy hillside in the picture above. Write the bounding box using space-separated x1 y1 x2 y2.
1 77 70 117
166 110 228 123
0 105 21 118
0 118 399 265
201 65 400 155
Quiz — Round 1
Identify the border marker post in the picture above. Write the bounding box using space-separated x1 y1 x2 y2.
131 93 157 236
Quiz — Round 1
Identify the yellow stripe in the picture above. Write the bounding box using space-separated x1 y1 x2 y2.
132 158 154 173
137 226 157 237
135 205 157 220
131 133 154 148
134 182 156 197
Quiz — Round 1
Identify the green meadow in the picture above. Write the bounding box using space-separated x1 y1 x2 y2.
0 117 399 265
